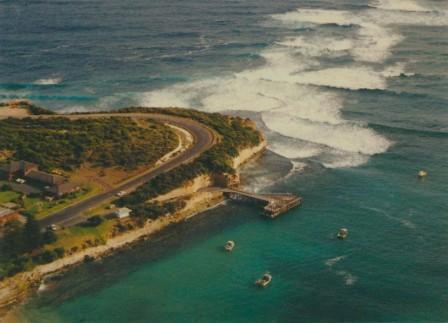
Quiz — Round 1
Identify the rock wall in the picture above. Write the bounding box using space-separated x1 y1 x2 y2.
152 174 212 203
231 136 267 169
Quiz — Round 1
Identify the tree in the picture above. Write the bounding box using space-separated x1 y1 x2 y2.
23 215 42 252
43 229 57 244
1 221 24 257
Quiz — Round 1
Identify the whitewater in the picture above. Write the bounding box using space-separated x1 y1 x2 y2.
131 0 447 169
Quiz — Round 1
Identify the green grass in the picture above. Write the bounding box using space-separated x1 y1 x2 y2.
0 117 178 171
50 219 116 251
0 190 20 204
39 186 102 220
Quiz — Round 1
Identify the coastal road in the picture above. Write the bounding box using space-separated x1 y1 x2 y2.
38 113 217 228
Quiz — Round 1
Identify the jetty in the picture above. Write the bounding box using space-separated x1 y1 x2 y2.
209 188 301 218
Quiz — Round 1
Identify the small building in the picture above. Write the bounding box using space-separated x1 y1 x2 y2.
47 182 81 197
0 160 38 181
27 170 65 186
115 207 132 219
1 202 18 209
0 207 25 226
0 160 64 185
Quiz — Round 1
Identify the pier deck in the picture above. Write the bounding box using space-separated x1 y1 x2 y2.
208 188 301 218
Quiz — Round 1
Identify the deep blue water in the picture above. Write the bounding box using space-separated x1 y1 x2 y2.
1 0 448 321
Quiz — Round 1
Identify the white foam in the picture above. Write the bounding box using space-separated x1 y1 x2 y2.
262 111 391 155
273 9 402 63
139 45 392 167
269 140 323 159
325 255 346 268
337 270 358 286
137 5 426 168
369 0 432 12
276 36 353 57
34 77 62 85
321 152 370 169
272 9 355 26
284 63 405 91
352 23 403 63
365 9 448 27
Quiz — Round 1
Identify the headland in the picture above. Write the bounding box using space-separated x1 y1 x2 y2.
0 101 299 319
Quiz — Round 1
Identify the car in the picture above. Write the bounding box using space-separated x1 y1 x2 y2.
116 190 126 197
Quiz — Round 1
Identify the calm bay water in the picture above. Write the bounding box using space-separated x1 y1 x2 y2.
1 0 448 321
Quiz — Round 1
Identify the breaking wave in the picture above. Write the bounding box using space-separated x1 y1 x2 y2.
33 77 63 85
369 0 434 12
133 0 447 169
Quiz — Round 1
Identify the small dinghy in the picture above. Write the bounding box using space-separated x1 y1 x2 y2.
255 272 272 288
337 228 348 240
224 240 235 252
417 170 428 178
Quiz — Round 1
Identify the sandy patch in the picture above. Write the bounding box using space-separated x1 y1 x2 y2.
0 106 30 119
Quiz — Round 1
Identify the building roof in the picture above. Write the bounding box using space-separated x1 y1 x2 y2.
0 160 38 176
0 207 16 218
27 170 65 185
48 182 80 196
1 202 18 209
115 207 132 218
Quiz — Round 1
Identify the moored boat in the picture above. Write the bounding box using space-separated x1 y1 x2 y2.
337 228 348 240
417 170 428 178
255 272 272 287
224 240 235 252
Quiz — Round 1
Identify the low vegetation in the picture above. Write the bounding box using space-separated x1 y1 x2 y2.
0 117 178 171
116 107 262 212
0 216 59 278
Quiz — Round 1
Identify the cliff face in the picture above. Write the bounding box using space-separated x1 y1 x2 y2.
152 132 267 202
231 136 267 169
152 174 212 202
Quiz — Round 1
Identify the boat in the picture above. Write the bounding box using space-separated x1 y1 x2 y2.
337 228 348 240
255 272 272 287
224 240 235 252
417 170 428 178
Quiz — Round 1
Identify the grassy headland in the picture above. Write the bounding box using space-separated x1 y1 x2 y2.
116 107 262 217
0 117 177 171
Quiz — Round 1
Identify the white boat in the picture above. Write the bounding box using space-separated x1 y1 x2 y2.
337 228 348 240
255 272 272 287
224 240 235 252
417 170 428 178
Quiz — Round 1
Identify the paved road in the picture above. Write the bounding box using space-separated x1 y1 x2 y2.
38 113 216 228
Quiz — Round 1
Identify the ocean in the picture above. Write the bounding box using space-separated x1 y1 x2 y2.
1 0 448 321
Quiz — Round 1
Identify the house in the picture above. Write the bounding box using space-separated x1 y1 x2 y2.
1 202 18 209
47 182 81 197
0 160 63 185
114 207 132 219
0 160 77 198
0 207 25 226
27 170 65 185
0 160 38 181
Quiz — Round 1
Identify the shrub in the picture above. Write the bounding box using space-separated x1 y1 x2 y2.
81 215 103 227
54 247 65 258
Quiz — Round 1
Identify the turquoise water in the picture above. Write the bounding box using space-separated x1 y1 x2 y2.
2 0 448 321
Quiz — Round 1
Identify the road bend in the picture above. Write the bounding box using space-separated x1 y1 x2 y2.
39 113 216 228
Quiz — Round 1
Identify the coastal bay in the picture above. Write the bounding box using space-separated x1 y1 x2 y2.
1 0 448 321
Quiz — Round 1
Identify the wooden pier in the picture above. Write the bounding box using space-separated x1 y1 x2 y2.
219 188 301 218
